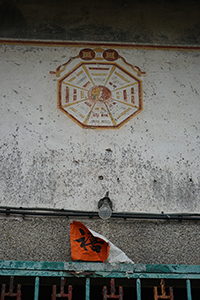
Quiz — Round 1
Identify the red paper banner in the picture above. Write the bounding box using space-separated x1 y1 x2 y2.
70 221 110 262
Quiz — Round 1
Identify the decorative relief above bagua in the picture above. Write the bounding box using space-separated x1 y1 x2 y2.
51 48 145 129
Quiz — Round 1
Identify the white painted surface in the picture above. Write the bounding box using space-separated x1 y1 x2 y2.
0 43 200 213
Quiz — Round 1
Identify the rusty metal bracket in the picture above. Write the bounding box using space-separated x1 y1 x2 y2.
1 276 22 300
102 278 123 299
51 278 72 300
154 279 174 300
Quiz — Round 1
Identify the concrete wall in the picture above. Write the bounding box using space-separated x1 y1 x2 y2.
0 0 200 45
0 43 200 214
0 0 200 265
1 217 200 265
0 42 200 264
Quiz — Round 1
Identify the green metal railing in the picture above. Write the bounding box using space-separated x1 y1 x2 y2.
0 261 200 300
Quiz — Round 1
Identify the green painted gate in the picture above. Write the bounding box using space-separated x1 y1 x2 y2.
0 261 200 300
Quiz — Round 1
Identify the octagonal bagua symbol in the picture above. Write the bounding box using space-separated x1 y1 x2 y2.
53 47 145 129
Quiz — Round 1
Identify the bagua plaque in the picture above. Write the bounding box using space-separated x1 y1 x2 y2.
52 47 145 129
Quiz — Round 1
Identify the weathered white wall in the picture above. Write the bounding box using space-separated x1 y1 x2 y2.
1 43 200 213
